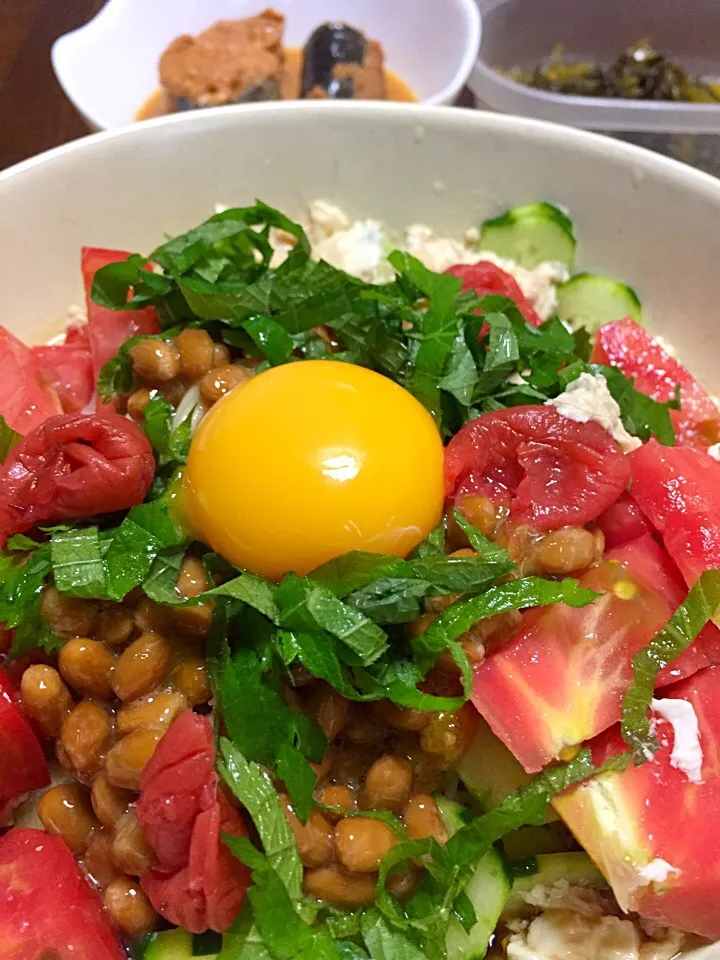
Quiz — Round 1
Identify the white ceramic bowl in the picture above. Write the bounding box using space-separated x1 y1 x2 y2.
1 102 720 958
2 101 720 394
51 0 481 129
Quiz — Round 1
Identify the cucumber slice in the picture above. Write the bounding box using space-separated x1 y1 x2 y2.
555 273 642 332
504 852 608 914
502 821 576 861
445 848 511 960
435 795 471 838
144 929 218 960
456 717 532 810
480 202 576 269
438 799 512 960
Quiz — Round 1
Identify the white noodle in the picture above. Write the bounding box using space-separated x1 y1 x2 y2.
190 402 207 434
172 384 200 431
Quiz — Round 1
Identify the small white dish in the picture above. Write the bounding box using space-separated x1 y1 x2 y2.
51 0 481 129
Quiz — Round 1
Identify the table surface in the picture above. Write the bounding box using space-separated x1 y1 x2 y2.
0 0 107 170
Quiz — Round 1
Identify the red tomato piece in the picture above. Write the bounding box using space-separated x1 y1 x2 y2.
472 535 720 772
0 412 154 546
82 247 159 391
444 405 630 532
0 326 62 434
592 317 720 448
608 535 720 684
137 711 251 933
446 261 542 327
0 668 49 819
555 665 720 940
0 828 125 959
594 493 652 549
630 439 720 590
32 341 94 414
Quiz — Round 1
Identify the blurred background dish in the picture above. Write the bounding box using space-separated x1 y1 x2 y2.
51 0 481 130
136 11 417 120
470 0 720 176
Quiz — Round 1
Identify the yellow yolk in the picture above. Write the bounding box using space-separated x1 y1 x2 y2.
180 360 445 581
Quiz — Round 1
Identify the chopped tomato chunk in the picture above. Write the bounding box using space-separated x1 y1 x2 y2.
594 493 652 549
446 261 542 326
0 413 154 546
82 247 159 394
472 535 720 772
555 665 720 940
137 711 251 933
0 828 125 959
445 405 630 532
0 668 49 820
592 317 720 448
0 326 62 434
608 534 720 684
630 440 720 594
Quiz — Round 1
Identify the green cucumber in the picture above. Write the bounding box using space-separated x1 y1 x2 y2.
435 795 472 838
456 717 532 811
143 929 219 960
504 852 608 915
502 821 576 861
438 798 512 960
480 202 576 268
445 848 511 959
556 273 642 331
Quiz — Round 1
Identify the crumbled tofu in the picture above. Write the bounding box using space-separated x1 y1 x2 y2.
546 372 642 453
403 224 568 320
268 227 296 269
306 200 350 240
66 304 87 327
311 220 392 283
636 858 682 884
506 910 642 960
518 881 612 918
256 202 568 311
506 909 685 960
708 443 720 462
651 697 704 783
404 223 472 273
477 250 569 322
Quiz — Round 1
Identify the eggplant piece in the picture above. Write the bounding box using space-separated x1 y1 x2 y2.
175 79 281 111
301 23 368 99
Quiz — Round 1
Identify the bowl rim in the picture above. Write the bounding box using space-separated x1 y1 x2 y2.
4 99 720 200
50 0 482 128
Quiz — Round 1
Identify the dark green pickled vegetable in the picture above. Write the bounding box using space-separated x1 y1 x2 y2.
506 39 720 102
301 22 367 99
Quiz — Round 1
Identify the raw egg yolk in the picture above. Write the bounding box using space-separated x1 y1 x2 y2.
180 360 444 580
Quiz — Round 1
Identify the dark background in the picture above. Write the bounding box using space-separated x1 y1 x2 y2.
0 0 104 169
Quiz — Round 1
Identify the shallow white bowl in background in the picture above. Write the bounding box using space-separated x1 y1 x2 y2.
1 101 720 957
51 0 481 129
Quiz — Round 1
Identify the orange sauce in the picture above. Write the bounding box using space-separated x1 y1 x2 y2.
136 46 416 121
